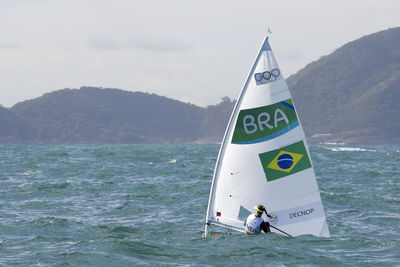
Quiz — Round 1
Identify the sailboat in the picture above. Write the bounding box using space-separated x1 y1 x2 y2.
204 33 330 237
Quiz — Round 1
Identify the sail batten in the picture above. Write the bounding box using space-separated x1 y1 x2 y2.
204 34 330 238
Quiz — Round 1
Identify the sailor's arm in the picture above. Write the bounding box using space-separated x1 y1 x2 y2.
260 221 270 233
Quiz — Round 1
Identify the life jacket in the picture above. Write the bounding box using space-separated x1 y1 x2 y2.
244 214 264 235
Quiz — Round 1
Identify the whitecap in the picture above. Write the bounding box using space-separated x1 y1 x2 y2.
322 142 345 145
21 170 42 176
324 147 376 152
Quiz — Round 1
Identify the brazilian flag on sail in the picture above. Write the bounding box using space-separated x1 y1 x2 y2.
259 140 312 182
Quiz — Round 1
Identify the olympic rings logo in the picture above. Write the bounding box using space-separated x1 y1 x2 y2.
254 68 280 84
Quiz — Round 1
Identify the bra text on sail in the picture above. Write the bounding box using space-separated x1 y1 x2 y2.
231 99 299 144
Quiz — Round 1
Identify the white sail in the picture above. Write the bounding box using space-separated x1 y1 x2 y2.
204 34 330 237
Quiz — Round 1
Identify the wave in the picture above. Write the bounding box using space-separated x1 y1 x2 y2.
34 181 71 191
323 147 376 152
322 142 345 145
21 170 42 176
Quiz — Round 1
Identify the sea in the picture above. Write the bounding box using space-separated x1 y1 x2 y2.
0 143 399 266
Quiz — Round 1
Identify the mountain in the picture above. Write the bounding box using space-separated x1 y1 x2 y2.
6 87 234 144
287 27 400 144
0 106 17 142
0 105 32 143
1 28 399 144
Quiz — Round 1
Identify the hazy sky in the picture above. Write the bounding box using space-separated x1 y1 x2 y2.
1 0 399 107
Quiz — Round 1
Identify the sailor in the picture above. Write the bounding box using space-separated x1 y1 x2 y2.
244 204 272 235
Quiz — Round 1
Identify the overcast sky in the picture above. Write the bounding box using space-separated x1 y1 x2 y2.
0 0 399 108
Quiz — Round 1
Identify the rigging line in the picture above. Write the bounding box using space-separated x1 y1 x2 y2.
269 225 292 237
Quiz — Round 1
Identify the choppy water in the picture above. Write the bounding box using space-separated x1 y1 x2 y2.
0 144 399 266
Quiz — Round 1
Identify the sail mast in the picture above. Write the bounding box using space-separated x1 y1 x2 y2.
204 34 270 237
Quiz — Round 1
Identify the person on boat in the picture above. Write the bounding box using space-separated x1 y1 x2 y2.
244 204 272 235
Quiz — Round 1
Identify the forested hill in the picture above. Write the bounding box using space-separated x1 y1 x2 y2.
287 27 400 144
1 27 399 144
3 87 234 144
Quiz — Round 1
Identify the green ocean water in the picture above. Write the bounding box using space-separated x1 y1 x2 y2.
0 144 399 266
